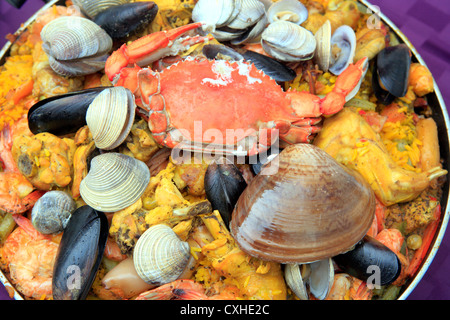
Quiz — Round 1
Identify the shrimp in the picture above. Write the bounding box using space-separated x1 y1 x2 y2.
135 279 241 300
326 273 372 300
0 215 60 299
0 124 44 214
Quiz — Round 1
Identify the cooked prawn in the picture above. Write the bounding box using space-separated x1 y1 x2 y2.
326 273 372 300
0 215 60 299
135 279 240 300
0 124 44 214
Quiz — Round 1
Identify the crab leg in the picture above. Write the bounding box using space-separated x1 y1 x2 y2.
105 22 212 81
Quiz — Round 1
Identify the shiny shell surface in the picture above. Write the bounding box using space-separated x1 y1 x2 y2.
133 224 191 285
79 153 150 212
266 0 308 25
86 87 136 150
230 143 376 264
72 0 130 18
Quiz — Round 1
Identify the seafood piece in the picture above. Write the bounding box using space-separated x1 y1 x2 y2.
31 190 76 235
333 235 401 287
202 44 297 82
230 143 376 264
86 87 136 150
204 160 247 227
136 279 241 300
53 205 108 300
133 224 191 285
323 0 361 33
0 215 60 300
285 258 334 300
94 257 154 300
354 27 386 62
71 138 98 199
266 0 308 25
72 0 130 19
261 21 316 62
27 87 107 136
313 108 447 205
107 39 368 155
372 44 411 105
40 16 113 76
315 21 357 75
416 118 441 188
326 273 372 300
196 211 287 299
105 22 212 80
12 132 77 191
192 0 266 43
79 153 150 212
122 119 161 163
93 2 159 39
408 63 434 97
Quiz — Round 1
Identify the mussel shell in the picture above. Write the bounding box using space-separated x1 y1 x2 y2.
230 144 376 264
52 205 108 300
333 235 402 286
204 160 247 228
373 44 411 104
31 191 76 235
202 44 244 61
28 87 109 136
94 2 159 39
242 50 297 82
72 0 131 19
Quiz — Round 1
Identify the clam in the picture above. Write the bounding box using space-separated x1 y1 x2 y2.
204 159 247 228
372 44 411 105
261 21 316 62
333 235 401 286
52 205 108 300
94 2 159 39
86 87 136 150
230 143 376 264
31 191 76 235
285 258 334 300
40 16 113 76
133 224 191 285
192 0 266 43
79 153 150 212
72 0 130 19
314 20 357 75
28 87 108 136
266 0 308 25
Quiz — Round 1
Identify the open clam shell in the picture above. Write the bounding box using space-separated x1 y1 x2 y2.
86 87 136 150
266 0 308 25
133 224 191 285
230 143 376 264
79 153 150 212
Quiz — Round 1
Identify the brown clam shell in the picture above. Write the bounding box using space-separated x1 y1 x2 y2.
230 144 375 264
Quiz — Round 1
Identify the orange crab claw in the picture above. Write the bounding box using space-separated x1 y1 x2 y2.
105 22 212 81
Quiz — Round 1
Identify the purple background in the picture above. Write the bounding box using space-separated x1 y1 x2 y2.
0 0 449 300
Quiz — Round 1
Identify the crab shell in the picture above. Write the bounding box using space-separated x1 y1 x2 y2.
131 58 318 155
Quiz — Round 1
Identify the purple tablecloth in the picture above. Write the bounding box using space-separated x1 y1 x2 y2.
0 0 449 300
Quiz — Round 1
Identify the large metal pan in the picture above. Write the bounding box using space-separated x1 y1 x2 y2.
0 0 448 300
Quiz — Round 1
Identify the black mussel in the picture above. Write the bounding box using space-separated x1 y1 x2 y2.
202 44 296 82
52 205 108 300
373 44 411 105
28 87 108 136
204 160 247 228
241 50 297 82
333 235 401 287
202 44 244 61
94 2 158 39
249 147 280 175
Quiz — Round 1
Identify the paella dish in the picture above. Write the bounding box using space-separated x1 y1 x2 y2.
0 0 448 300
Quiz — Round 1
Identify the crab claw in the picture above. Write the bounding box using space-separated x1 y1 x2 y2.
105 22 213 81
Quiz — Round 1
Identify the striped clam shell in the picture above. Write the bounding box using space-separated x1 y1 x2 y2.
79 153 150 212
133 224 191 285
31 191 76 234
86 87 136 150
72 0 130 18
